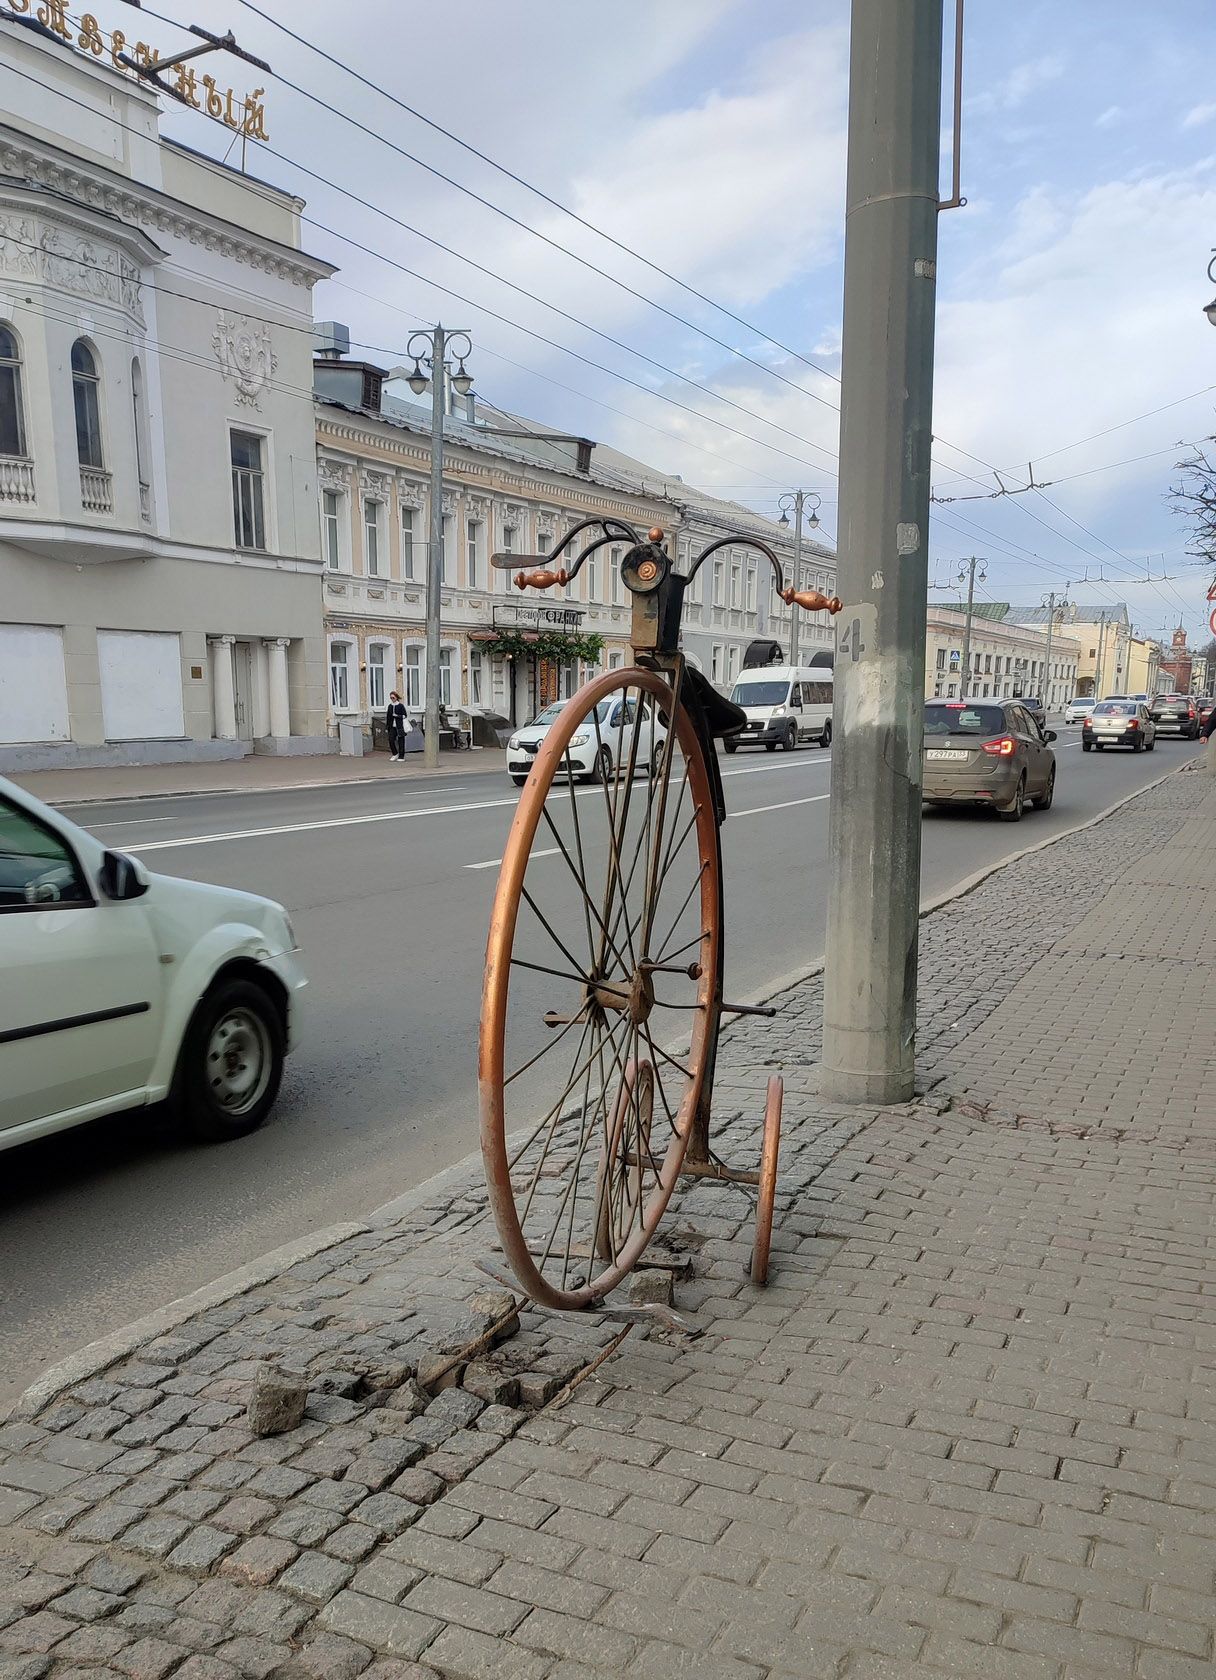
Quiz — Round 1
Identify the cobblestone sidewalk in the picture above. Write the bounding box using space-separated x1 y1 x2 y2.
2 767 1214 1680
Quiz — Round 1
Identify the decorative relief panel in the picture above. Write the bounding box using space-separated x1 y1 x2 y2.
213 311 278 408
318 457 351 492
0 213 144 323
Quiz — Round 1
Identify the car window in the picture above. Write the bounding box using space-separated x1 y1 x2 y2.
0 797 91 912
806 681 832 704
925 704 1007 736
789 684 802 706
1093 702 1133 716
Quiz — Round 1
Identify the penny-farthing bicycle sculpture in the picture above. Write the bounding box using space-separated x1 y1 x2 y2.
479 517 841 1312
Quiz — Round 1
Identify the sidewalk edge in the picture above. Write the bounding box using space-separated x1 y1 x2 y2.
11 761 1189 1420
8 1222 369 1420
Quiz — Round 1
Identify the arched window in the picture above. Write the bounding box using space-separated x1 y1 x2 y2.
71 340 103 468
0 325 26 458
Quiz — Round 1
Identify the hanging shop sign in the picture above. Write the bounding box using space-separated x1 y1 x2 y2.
493 602 585 631
7 2 269 138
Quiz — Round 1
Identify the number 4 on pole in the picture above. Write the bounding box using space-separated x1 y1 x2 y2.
839 617 866 662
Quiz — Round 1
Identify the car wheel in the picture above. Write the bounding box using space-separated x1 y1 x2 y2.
723 739 738 754
594 745 613 784
997 776 1025 823
176 978 285 1142
1094 743 1104 751
821 721 832 749
781 723 796 751
1133 735 1144 752
511 774 528 786
1081 741 1092 752
765 740 777 753
1146 736 1155 751
1036 766 1055 811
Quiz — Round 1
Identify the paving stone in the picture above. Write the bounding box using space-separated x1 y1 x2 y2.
0 1612 74 1655
317 1592 440 1661
166 1525 241 1573
219 1537 300 1588
47 1583 123 1621
321 1526 381 1565
114 1636 188 1679
277 1552 355 1604
248 1368 308 1437
349 1494 421 1539
289 1631 375 1679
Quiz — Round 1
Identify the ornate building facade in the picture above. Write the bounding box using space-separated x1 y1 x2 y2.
314 377 838 731
0 12 332 770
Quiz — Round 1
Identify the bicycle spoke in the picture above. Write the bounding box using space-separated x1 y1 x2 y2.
538 805 631 978
520 883 591 983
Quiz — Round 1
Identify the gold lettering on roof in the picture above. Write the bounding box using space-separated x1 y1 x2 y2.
6 2 270 138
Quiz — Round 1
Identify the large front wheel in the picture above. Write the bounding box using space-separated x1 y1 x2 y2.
480 668 723 1310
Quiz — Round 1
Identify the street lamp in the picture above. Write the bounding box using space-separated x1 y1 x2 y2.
776 491 822 663
389 326 473 769
1203 252 1216 326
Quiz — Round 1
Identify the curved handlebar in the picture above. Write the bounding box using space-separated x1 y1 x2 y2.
780 586 843 615
491 513 644 580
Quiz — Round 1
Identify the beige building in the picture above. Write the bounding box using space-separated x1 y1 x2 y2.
313 359 837 731
926 606 1080 709
1014 603 1132 700
0 14 333 771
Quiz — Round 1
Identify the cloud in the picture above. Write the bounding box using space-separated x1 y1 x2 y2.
1182 101 1216 128
1095 106 1124 129
972 55 1066 114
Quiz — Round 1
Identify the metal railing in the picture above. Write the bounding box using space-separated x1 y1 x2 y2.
0 456 35 505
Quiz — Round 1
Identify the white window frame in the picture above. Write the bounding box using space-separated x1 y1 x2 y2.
468 646 485 705
726 644 739 682
323 488 344 571
0 322 27 459
713 558 725 608
611 547 623 605
229 422 274 553
729 557 742 611
403 642 423 709
439 642 459 707
363 497 383 577
711 644 723 683
328 637 355 713
400 504 417 580
366 639 391 711
466 517 481 590
584 551 597 603
745 560 756 615
441 513 453 584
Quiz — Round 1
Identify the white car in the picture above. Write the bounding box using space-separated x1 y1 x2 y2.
507 696 667 787
0 777 306 1153
1065 697 1096 723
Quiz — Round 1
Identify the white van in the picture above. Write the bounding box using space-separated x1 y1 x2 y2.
724 665 834 752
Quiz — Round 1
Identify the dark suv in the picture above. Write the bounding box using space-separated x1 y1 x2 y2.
1148 694 1200 739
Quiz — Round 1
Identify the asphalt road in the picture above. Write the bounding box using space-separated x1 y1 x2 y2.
0 727 1191 1404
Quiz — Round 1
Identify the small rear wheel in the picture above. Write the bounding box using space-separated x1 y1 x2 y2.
750 1075 783 1287
781 723 796 752
821 721 832 749
176 978 284 1142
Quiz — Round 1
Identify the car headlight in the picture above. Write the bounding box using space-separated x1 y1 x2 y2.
508 736 520 751
771 706 786 717
569 733 590 747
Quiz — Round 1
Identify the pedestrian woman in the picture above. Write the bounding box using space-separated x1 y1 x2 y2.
386 691 408 762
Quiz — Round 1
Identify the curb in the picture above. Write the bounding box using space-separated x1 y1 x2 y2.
9 759 1189 1421
40 760 504 809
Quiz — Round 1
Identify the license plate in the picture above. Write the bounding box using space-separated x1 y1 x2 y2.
1097 734 1120 741
926 749 968 761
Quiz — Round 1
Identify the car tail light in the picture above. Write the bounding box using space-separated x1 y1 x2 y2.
1082 717 1092 729
981 736 1016 757
1127 718 1139 730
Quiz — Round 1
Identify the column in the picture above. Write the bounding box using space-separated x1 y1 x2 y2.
209 635 237 740
265 638 291 738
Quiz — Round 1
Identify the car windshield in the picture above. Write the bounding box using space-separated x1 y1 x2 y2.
731 680 789 706
1069 699 1094 707
1093 702 1133 716
924 704 1007 736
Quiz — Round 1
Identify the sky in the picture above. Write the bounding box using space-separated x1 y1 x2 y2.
72 0 1216 644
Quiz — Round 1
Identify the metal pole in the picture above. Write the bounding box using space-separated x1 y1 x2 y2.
1042 592 1056 715
789 491 804 666
820 0 944 1106
1093 615 1107 701
423 325 446 771
960 557 979 696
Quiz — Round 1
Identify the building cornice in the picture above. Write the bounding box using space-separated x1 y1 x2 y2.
0 127 333 289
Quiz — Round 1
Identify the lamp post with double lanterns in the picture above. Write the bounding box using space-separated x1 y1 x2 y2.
1203 252 1216 327
777 491 822 664
391 327 474 769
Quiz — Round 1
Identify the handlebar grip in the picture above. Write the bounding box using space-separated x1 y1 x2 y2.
514 567 568 591
780 587 843 614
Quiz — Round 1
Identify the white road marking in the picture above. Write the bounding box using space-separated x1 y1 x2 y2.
732 793 832 818
466 847 558 871
120 754 832 852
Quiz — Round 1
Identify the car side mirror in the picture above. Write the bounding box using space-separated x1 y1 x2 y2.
100 849 149 901
1045 730 1057 743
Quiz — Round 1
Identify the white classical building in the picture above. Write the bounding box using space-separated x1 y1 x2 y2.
312 359 838 730
926 604 1081 710
0 12 333 771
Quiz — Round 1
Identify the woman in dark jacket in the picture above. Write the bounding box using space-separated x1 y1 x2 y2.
386 691 408 761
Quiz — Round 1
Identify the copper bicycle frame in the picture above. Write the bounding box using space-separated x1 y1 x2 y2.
495 517 839 1196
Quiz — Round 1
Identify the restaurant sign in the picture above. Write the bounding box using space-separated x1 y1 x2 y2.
493 603 585 630
6 1 269 138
